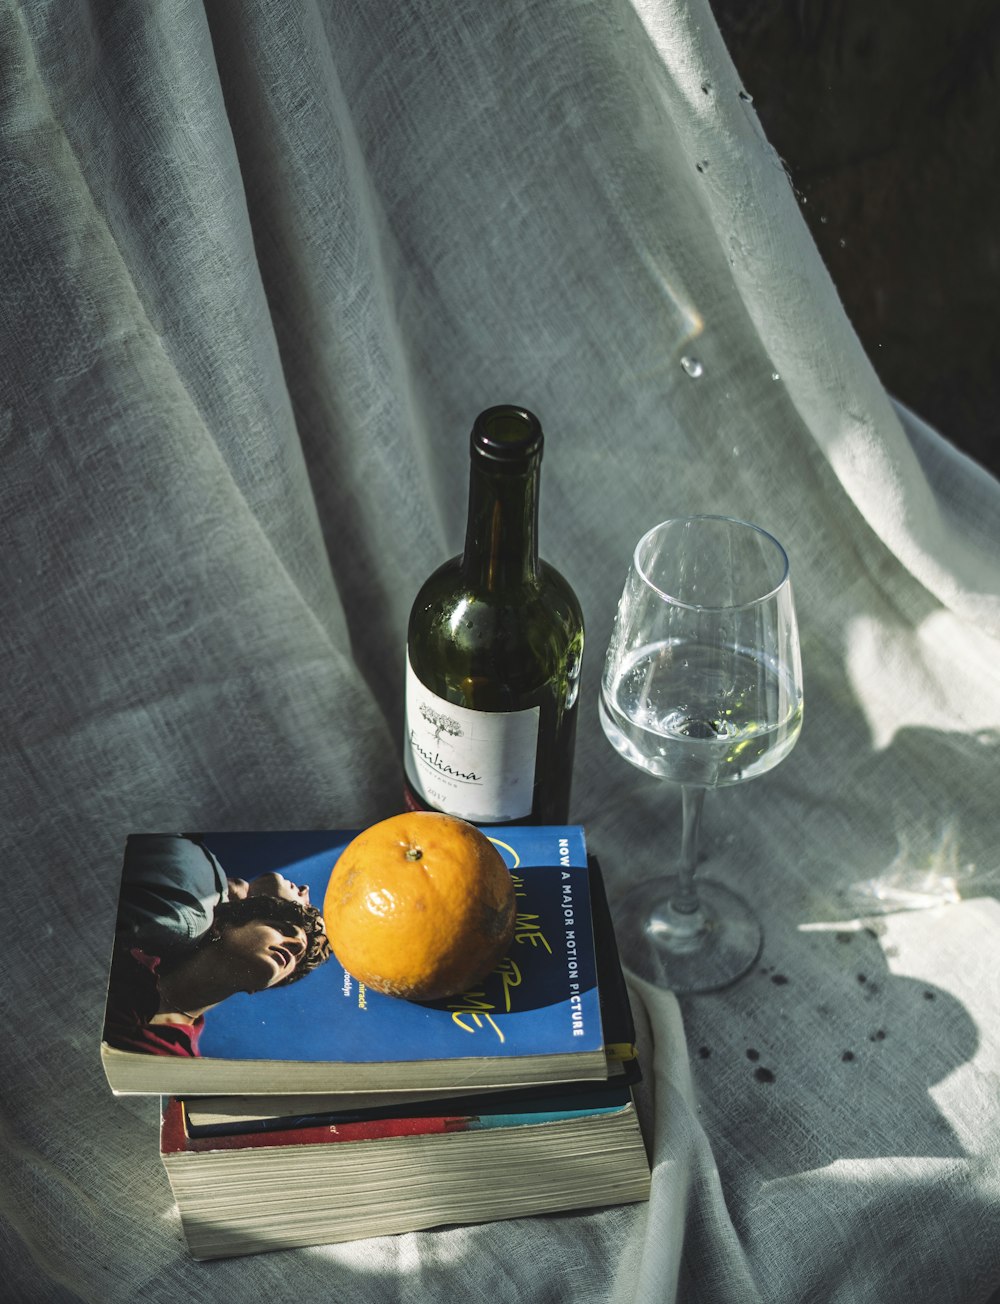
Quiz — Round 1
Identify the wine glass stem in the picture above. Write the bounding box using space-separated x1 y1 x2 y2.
673 785 706 914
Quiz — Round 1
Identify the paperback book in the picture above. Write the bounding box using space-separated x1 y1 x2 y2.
102 825 620 1097
160 1078 651 1260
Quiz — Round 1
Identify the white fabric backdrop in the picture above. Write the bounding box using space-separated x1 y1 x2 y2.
2 1 998 1300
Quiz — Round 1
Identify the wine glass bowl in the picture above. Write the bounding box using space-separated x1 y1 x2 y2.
600 516 803 993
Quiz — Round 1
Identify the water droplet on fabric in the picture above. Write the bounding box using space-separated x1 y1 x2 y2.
771 372 780 381
680 356 704 378
839 238 847 248
738 89 753 102
701 81 712 94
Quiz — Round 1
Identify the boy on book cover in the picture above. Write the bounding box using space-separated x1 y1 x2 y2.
104 834 330 1058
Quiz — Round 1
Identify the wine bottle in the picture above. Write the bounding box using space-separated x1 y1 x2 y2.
404 405 584 824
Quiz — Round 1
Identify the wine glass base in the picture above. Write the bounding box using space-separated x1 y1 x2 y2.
614 876 763 994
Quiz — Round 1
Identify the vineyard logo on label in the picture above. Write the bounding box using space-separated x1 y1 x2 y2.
418 701 463 743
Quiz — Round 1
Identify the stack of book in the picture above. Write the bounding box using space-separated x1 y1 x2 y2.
101 825 651 1260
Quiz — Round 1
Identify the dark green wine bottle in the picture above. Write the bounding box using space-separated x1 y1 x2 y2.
404 405 584 824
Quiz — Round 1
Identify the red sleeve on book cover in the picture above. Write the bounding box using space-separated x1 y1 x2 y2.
105 951 203 1058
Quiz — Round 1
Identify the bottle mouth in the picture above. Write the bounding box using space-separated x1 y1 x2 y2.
471 405 544 463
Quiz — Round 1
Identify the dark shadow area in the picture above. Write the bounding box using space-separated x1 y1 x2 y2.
713 0 1000 479
682 928 978 1183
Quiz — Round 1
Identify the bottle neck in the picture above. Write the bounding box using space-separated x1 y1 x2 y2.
461 454 541 591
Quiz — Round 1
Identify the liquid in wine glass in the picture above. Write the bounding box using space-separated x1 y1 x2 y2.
600 638 802 788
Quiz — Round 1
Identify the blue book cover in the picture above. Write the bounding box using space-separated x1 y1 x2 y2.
102 824 608 1096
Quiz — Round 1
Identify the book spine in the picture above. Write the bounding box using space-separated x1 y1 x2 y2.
164 1099 482 1153
162 1095 633 1154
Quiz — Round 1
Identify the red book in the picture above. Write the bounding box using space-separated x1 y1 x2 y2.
161 1098 479 1152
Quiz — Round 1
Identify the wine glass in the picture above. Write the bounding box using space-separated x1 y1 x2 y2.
599 515 803 993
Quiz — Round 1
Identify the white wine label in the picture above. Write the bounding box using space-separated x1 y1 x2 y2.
404 655 539 822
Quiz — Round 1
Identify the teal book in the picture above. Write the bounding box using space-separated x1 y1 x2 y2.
174 1078 637 1144
101 824 616 1097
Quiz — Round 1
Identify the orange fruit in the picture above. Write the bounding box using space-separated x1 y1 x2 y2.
323 812 517 1001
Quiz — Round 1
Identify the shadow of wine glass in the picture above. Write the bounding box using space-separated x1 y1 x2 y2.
589 707 995 1189
685 742 995 1185
680 920 979 1184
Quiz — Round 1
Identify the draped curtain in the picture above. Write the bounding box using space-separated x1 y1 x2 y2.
2 2 998 1301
